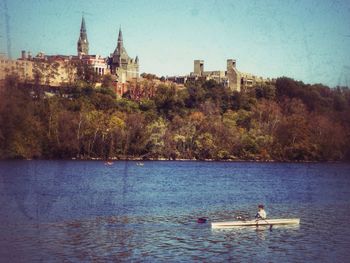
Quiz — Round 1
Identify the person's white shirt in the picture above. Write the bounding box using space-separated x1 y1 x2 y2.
258 209 267 219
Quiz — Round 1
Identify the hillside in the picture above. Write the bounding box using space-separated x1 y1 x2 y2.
0 75 349 161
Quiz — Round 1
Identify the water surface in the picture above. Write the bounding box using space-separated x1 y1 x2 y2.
0 161 349 262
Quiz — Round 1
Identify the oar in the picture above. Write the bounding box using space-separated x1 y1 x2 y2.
256 218 273 231
197 217 208 223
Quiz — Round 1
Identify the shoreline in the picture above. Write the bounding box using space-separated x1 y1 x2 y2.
0 157 345 164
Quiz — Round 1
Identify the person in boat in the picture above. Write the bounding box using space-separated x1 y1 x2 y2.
255 204 267 220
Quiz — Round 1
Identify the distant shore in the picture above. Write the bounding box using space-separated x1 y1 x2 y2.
3 156 342 163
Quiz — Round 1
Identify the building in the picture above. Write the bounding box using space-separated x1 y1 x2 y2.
76 16 106 76
0 54 33 83
1 14 271 93
168 59 272 92
191 59 258 91
192 59 227 84
79 54 107 76
0 51 109 87
1 51 77 86
0 16 110 86
107 28 139 83
1 16 141 91
226 59 240 91
77 16 89 56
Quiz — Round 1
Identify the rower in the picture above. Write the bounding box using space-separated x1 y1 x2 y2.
255 204 267 220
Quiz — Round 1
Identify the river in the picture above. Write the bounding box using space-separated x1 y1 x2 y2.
0 161 349 262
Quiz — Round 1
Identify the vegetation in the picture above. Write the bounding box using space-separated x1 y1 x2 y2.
0 74 349 161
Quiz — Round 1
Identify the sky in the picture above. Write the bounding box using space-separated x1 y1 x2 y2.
1 0 350 87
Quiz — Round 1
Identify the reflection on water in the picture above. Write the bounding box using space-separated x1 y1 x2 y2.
0 161 350 262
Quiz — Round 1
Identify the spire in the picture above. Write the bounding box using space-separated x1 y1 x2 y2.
135 55 139 63
112 27 129 66
117 26 123 49
81 16 86 33
77 15 89 56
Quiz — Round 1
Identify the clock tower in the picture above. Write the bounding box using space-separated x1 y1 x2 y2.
77 16 89 56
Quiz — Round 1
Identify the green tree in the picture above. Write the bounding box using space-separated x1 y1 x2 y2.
146 118 167 158
0 77 43 158
124 113 149 157
75 60 99 85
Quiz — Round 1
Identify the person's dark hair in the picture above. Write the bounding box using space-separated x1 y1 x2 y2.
258 204 264 209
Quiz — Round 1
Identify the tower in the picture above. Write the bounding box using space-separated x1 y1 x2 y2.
108 27 139 82
194 60 204 76
111 27 130 69
117 27 123 53
77 16 89 56
226 59 241 92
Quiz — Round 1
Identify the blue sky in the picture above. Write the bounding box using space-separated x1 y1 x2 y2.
1 0 350 87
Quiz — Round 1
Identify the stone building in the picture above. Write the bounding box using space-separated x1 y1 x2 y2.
190 59 241 91
0 52 73 86
226 59 241 91
168 59 272 91
192 59 227 84
0 54 33 83
0 16 108 86
0 51 108 87
76 16 107 76
77 16 89 56
78 54 107 76
107 28 139 83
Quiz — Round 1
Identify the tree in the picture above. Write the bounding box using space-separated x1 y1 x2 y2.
154 84 186 119
273 99 313 160
254 83 276 100
101 74 114 88
195 132 216 159
146 118 167 158
124 113 149 157
140 72 158 80
55 110 80 158
0 77 43 159
75 60 99 85
309 114 347 160
127 79 157 101
185 82 206 108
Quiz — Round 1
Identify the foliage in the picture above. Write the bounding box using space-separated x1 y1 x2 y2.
74 60 100 85
140 72 159 80
0 75 349 161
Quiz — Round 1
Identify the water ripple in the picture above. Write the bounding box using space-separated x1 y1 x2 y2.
1 161 350 262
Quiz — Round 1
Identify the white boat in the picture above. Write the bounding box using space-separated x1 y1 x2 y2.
211 218 300 228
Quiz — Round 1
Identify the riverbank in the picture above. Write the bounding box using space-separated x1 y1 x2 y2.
3 156 344 163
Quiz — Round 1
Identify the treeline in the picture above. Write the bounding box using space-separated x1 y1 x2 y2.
0 75 349 161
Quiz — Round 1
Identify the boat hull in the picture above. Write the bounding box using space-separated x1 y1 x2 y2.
211 218 300 228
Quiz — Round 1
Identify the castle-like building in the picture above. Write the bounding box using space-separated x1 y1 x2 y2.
167 59 273 92
192 59 240 91
107 28 139 83
76 17 139 82
77 16 89 56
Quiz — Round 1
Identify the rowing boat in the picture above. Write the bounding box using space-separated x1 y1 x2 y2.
211 218 300 228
